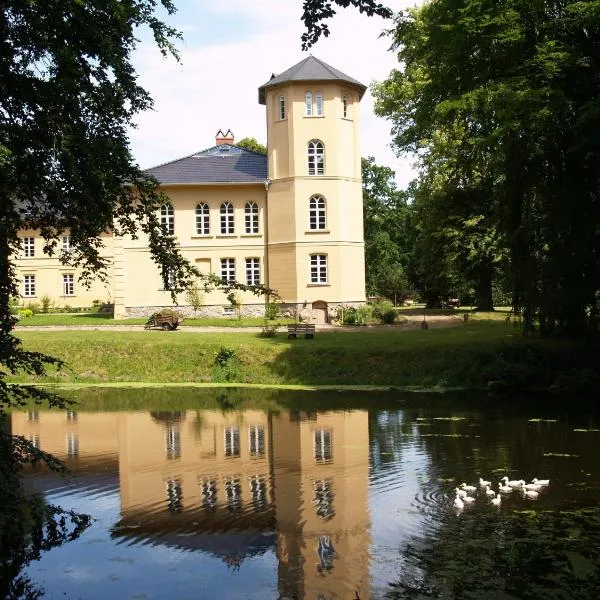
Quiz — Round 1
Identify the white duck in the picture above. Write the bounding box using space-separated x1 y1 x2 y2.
532 478 550 486
462 494 476 504
479 478 491 487
491 495 502 507
485 485 496 497
498 481 513 493
502 476 525 488
523 482 543 492
455 487 467 498
460 483 477 493
453 494 464 509
521 487 539 499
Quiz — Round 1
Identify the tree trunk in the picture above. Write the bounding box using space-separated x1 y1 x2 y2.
474 260 494 312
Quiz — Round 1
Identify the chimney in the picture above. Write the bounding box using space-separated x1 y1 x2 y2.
215 128 234 146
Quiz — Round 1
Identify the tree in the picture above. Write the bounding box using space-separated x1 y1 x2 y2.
373 0 600 333
362 157 416 301
236 137 267 155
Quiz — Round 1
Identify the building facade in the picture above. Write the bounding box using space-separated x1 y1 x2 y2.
14 56 367 323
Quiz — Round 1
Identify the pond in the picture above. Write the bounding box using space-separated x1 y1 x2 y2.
9 389 600 598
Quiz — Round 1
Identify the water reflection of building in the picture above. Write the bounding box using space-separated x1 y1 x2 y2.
12 407 371 599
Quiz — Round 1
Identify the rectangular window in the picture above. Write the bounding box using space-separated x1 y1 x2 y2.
305 91 313 116
161 205 175 235
342 94 349 118
161 265 174 290
166 479 183 513
245 258 260 286
249 425 265 457
23 274 36 297
316 92 323 116
62 274 75 296
22 237 35 257
200 478 218 511
313 479 335 519
62 235 71 253
220 258 235 283
166 425 181 460
310 254 328 284
225 478 242 512
314 428 332 463
66 431 79 458
224 426 240 457
279 95 286 120
250 476 267 510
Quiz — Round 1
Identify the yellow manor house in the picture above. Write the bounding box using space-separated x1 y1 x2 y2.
15 56 367 323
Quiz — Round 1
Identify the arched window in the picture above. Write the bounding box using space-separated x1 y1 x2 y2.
309 196 326 230
315 92 323 116
161 204 174 235
195 203 209 235
307 140 324 175
342 95 349 119
245 201 259 234
305 91 313 116
220 202 234 234
279 95 286 120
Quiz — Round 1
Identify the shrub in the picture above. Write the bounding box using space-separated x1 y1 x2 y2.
356 305 372 325
260 321 280 337
214 347 237 367
8 297 19 315
17 308 33 319
371 300 395 322
213 347 240 382
25 301 40 314
264 301 281 320
382 308 398 324
40 294 53 313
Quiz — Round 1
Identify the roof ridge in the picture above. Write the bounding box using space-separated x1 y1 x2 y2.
144 148 210 171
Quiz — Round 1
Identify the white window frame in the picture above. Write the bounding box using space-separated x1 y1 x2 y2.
245 258 260 286
244 201 259 234
224 427 240 457
23 274 36 297
308 140 324 176
161 265 174 290
279 95 286 120
195 203 210 235
22 237 35 257
309 196 326 230
62 235 71 253
305 91 313 116
249 425 265 457
62 274 75 296
161 204 174 236
314 428 332 463
310 254 328 284
315 92 323 116
220 202 234 234
220 258 235 283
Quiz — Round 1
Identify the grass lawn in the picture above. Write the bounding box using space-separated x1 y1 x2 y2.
10 321 599 391
14 313 294 328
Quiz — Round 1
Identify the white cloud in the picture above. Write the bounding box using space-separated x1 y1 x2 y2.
130 0 420 187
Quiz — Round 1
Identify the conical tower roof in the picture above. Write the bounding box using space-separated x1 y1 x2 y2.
258 55 366 104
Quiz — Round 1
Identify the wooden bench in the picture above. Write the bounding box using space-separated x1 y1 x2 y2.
287 323 316 339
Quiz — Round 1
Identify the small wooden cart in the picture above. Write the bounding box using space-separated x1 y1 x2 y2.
144 309 182 331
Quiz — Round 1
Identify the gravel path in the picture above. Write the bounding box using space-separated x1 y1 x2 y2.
15 314 463 333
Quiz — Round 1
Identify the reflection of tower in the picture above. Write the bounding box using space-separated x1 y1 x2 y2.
271 410 371 600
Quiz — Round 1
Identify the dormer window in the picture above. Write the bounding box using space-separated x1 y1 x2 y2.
279 95 286 120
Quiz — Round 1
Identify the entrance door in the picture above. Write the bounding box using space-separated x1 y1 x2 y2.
312 301 328 324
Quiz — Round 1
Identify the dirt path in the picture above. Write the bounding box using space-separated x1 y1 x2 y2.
15 314 463 333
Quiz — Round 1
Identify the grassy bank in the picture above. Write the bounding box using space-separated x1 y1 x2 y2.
9 322 600 391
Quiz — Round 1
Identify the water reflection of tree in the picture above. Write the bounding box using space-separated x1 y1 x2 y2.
0 425 91 599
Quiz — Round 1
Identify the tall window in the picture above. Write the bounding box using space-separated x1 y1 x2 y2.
62 274 75 296
305 91 313 116
22 237 35 257
279 95 286 120
166 425 181 460
310 254 328 284
309 196 326 230
161 265 174 290
224 427 240 457
244 201 259 234
308 140 324 175
225 478 242 512
23 274 36 297
342 95 349 118
316 92 323 116
250 476 267 510
314 428 333 463
249 425 265 457
314 479 335 519
245 258 260 286
195 203 210 235
165 479 183 513
220 202 234 234
62 235 71 252
161 204 174 235
220 258 235 283
200 478 218 511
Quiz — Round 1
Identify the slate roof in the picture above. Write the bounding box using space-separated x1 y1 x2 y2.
258 55 367 104
145 145 267 185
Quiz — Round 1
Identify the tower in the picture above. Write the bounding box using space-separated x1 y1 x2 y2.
259 56 366 322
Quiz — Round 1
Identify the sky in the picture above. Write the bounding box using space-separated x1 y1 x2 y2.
130 0 422 188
